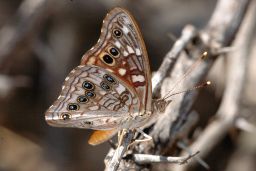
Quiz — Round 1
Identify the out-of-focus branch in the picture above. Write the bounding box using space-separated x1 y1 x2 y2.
0 74 32 98
0 0 54 98
0 0 51 68
235 118 256 133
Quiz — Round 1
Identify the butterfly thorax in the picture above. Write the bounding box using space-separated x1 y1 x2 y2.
117 110 151 130
120 99 171 129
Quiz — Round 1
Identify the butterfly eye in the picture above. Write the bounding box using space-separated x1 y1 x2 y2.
109 47 119 57
113 29 122 38
82 81 94 90
77 95 88 103
85 91 95 98
61 113 71 120
104 74 117 84
100 82 111 91
67 103 79 111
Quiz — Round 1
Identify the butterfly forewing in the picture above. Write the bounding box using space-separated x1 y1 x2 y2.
81 8 152 116
45 65 141 130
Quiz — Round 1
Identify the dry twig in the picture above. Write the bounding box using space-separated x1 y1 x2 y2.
133 151 199 165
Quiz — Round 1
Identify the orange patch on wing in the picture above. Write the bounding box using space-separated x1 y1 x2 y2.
88 129 117 146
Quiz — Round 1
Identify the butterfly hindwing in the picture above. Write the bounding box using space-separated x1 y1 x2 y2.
45 65 140 130
81 8 152 115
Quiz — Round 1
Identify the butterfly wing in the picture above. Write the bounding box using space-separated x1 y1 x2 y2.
81 8 152 115
45 65 141 130
88 129 117 146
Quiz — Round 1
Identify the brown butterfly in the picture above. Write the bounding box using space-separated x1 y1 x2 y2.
45 8 170 145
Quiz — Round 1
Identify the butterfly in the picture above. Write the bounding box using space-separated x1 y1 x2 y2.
45 7 170 145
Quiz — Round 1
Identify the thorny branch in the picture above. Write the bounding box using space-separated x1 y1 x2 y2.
104 0 251 170
173 1 256 170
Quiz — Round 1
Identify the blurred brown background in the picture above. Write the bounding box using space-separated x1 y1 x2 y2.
0 0 255 171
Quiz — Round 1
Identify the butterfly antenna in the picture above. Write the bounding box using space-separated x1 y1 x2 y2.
163 81 211 100
163 52 208 99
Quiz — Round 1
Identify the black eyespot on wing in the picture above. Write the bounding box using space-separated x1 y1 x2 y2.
61 113 71 120
77 95 88 103
67 103 79 111
82 81 94 90
85 91 95 98
103 74 117 84
109 47 119 57
84 121 93 125
103 54 114 64
100 82 111 91
113 28 122 38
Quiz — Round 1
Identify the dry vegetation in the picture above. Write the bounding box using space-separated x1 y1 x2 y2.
0 0 255 171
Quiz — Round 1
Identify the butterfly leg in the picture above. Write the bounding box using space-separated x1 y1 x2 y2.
128 129 153 148
117 129 128 148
